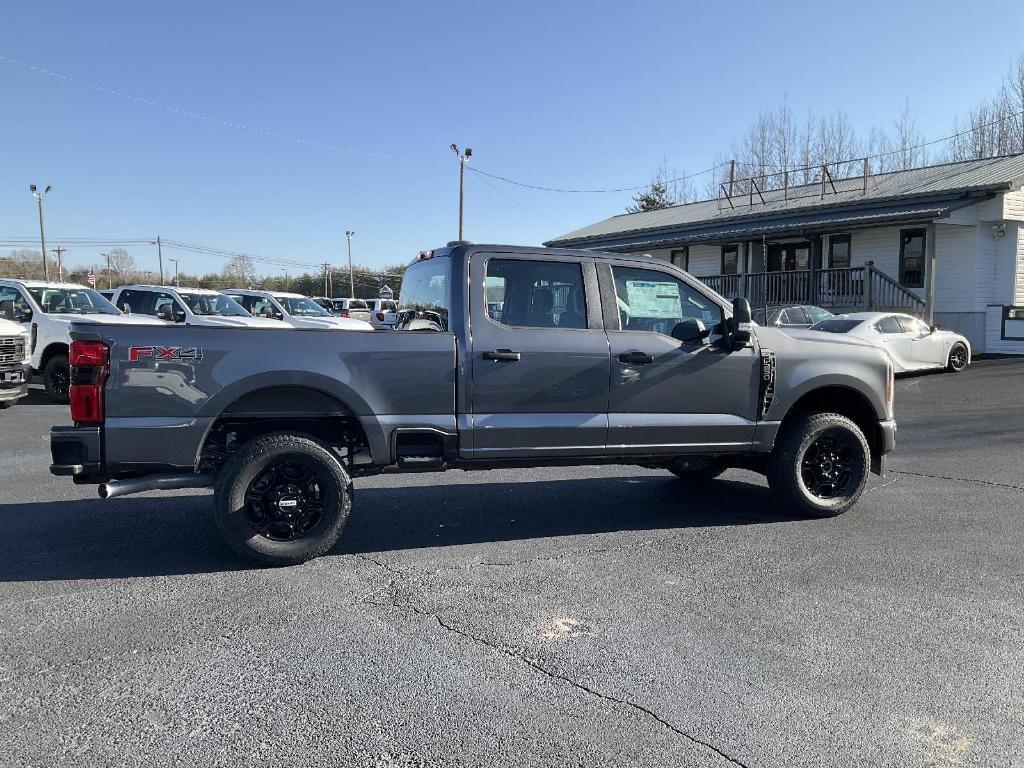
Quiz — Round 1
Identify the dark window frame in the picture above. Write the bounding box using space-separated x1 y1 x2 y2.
721 244 739 275
899 228 926 288
670 248 689 272
828 234 852 268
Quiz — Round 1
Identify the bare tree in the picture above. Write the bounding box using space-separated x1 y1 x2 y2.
222 254 257 287
892 99 927 170
107 248 136 284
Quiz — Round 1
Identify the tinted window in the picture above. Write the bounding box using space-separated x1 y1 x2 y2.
119 290 175 316
0 286 30 319
900 229 925 288
896 315 927 333
611 266 722 341
485 259 587 330
780 307 807 325
275 296 330 317
810 318 862 333
396 257 450 331
27 287 118 315
829 235 851 268
179 292 249 316
874 316 903 334
348 299 368 310
805 306 834 324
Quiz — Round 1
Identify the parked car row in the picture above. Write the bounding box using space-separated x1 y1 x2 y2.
0 277 397 405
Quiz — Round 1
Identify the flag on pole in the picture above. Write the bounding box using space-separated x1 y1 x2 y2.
86 269 96 287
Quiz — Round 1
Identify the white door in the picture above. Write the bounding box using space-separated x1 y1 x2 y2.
901 315 945 369
873 315 915 371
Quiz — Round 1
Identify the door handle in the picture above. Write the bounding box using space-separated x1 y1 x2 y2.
483 349 521 362
618 351 655 365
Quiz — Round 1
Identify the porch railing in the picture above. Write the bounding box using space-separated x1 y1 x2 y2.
697 261 926 316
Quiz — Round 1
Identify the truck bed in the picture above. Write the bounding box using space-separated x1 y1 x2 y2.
70 322 457 472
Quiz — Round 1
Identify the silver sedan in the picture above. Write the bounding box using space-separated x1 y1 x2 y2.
808 312 971 373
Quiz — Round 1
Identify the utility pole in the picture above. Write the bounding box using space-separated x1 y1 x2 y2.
345 231 355 297
323 262 330 297
29 185 52 281
169 258 179 287
156 236 165 284
51 246 67 281
450 145 472 241
282 268 289 291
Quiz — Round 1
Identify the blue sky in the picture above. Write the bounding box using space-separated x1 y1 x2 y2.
2 0 1023 277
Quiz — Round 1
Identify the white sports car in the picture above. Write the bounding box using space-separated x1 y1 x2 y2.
808 311 971 373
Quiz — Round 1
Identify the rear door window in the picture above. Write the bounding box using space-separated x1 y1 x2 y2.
485 258 587 329
396 257 450 331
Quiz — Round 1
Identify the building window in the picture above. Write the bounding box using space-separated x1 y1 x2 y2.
899 229 925 288
721 244 739 275
670 248 688 272
829 235 851 269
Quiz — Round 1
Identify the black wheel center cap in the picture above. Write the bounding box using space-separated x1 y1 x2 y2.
272 485 306 518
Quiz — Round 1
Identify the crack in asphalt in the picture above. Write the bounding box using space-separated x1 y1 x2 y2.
892 469 1024 492
354 555 752 768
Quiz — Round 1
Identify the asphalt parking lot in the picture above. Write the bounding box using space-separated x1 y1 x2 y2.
1 359 1022 768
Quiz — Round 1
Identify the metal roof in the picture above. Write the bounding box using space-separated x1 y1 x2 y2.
546 154 1024 247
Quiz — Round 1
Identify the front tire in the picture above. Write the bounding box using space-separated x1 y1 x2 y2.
43 354 70 403
946 342 969 373
767 412 869 518
213 433 352 566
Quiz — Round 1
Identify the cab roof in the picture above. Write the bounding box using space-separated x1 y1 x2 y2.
119 284 224 296
0 278 90 289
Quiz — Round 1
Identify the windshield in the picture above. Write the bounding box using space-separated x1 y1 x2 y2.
396 257 450 331
178 292 250 317
809 318 863 334
27 287 119 315
275 296 331 317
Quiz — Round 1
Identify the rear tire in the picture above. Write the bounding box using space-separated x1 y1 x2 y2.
0 400 15 409
767 412 869 518
946 342 969 373
213 432 352 566
43 354 70 403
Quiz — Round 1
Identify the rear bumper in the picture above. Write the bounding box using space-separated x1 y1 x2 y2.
50 425 103 482
0 363 29 402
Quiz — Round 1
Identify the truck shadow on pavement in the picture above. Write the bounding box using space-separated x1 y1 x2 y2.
0 475 804 582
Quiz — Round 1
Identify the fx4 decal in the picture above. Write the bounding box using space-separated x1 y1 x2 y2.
129 346 204 363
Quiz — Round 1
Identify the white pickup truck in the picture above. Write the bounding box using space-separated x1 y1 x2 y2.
110 285 283 329
0 316 30 409
223 289 372 330
0 279 165 402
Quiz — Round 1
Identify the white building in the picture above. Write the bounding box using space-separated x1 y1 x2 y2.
546 155 1024 354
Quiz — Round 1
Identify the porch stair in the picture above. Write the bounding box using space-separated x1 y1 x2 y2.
700 260 926 317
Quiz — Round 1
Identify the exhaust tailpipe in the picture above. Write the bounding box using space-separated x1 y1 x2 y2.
98 473 214 499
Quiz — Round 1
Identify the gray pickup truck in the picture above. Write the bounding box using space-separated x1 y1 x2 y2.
50 243 896 565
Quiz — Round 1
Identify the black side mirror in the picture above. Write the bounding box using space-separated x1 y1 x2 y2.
120 304 132 315
157 303 173 321
173 309 187 323
929 324 937 334
260 306 275 318
728 297 752 350
17 306 33 322
671 318 710 346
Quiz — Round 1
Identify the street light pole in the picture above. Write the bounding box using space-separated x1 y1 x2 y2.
450 145 472 241
101 252 112 289
345 230 355 297
169 258 179 287
30 185 52 281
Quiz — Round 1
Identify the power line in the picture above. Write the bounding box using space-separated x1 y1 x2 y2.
468 170 563 228
466 163 725 194
0 54 391 160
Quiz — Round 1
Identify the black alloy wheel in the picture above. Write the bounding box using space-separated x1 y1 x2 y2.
244 460 329 542
947 343 969 373
799 432 855 500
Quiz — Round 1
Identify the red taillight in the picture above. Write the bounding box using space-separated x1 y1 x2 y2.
69 341 109 425
376 312 385 322
339 310 349 317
